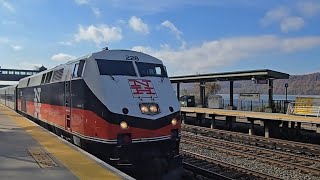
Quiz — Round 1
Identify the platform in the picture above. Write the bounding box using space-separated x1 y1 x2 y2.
181 107 320 138
181 107 320 124
0 105 134 180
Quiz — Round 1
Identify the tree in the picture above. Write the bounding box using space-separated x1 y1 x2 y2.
192 82 221 105
206 82 221 96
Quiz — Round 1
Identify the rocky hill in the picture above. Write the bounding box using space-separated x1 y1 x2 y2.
218 72 320 95
178 72 320 95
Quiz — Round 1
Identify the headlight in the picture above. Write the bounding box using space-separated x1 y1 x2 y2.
171 118 177 126
120 121 128 129
139 103 160 115
149 105 158 113
140 105 149 113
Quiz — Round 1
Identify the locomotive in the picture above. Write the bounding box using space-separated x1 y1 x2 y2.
0 49 182 178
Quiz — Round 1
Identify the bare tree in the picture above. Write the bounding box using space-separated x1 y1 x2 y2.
206 82 221 96
192 82 221 105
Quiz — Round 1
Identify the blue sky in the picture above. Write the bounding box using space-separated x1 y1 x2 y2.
0 0 320 77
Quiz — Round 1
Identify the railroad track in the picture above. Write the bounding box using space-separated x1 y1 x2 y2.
182 131 320 177
182 150 281 180
182 124 320 158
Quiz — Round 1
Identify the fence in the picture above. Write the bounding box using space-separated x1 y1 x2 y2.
221 99 292 113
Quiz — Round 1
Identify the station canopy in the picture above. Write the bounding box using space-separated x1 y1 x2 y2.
169 69 290 83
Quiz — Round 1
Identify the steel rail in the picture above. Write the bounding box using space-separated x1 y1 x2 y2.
182 124 320 157
182 134 320 176
182 150 282 180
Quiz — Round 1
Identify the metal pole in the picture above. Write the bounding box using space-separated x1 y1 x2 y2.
176 83 180 101
285 83 288 101
200 82 206 108
230 81 234 107
268 79 273 111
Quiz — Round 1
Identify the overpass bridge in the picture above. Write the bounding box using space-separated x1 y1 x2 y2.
0 66 47 86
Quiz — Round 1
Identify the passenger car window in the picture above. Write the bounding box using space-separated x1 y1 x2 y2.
41 74 46 84
72 63 79 78
45 71 53 83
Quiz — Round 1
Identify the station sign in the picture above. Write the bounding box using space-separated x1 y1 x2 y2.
239 93 260 101
255 79 268 84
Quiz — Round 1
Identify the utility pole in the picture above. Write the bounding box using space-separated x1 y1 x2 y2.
285 83 288 101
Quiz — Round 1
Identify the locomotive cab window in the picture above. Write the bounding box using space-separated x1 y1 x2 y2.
96 59 136 76
136 62 168 77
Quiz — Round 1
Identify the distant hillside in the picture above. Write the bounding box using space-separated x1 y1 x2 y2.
219 72 320 95
178 72 320 95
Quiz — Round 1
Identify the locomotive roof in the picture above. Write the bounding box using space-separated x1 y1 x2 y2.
19 49 163 81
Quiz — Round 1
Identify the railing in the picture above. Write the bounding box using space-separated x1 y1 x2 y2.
222 99 292 113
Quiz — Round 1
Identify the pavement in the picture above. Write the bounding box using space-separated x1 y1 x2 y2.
0 105 134 180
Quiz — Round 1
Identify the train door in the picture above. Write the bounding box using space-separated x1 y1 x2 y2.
20 90 27 112
15 86 18 111
65 66 73 131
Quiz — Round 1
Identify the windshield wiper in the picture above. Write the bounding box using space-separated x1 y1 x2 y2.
108 74 115 80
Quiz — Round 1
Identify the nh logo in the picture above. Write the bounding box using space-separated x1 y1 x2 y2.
34 88 41 118
128 79 157 98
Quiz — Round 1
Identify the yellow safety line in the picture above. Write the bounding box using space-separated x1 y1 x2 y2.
0 105 121 180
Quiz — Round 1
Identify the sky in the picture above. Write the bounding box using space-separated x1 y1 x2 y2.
0 0 320 77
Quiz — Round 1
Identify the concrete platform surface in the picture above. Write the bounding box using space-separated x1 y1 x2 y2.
0 105 134 180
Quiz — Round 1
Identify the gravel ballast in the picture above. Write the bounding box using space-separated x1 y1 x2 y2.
181 142 320 180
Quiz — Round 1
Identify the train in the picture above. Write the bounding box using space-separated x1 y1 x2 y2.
0 49 182 179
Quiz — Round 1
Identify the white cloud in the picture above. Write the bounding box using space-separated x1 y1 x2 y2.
281 36 320 52
280 16 304 33
11 45 23 51
132 35 320 76
92 7 101 17
261 6 305 33
18 62 43 70
161 20 182 38
261 7 290 26
128 16 149 34
51 53 76 62
74 0 89 5
74 24 122 44
161 20 186 49
297 1 320 17
0 0 15 13
74 0 100 17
